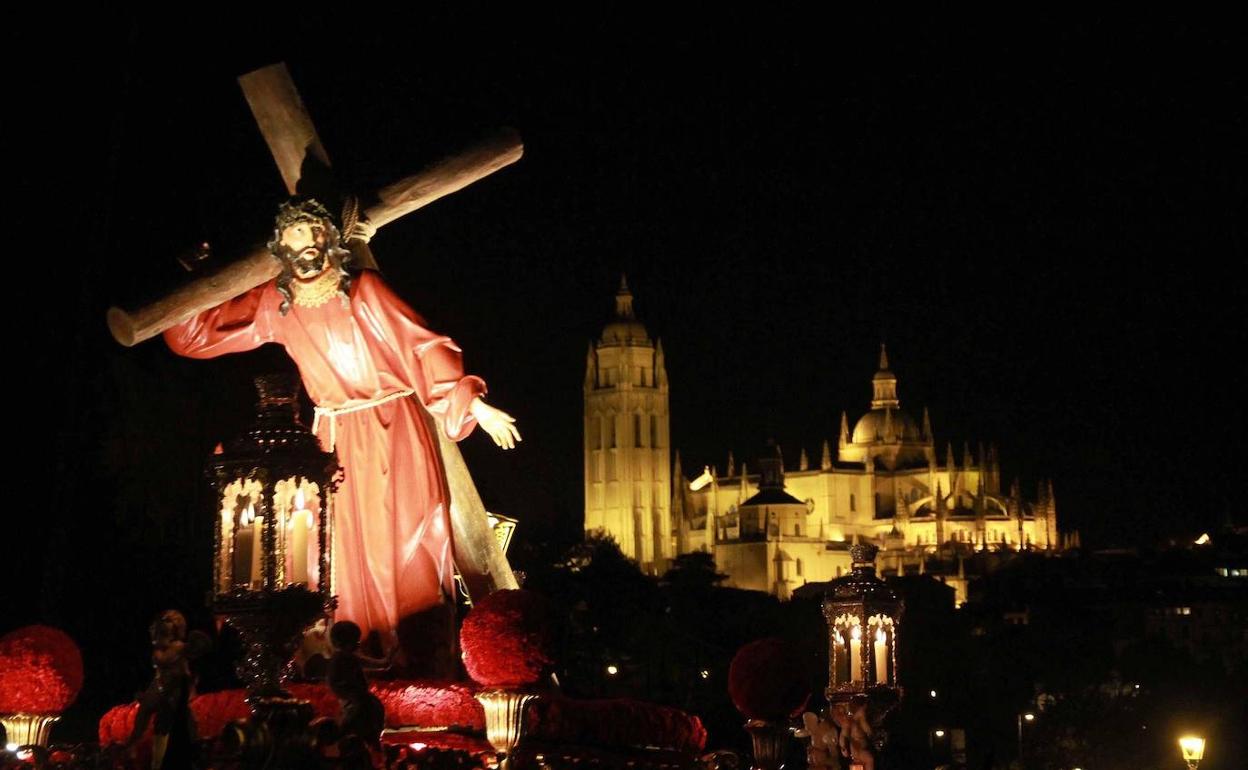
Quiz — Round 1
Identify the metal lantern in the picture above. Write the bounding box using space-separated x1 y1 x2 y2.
821 542 903 764
208 373 339 699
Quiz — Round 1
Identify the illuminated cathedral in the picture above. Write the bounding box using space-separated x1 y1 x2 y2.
584 280 1067 601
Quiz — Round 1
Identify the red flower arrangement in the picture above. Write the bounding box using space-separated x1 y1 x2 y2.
98 678 708 757
727 637 810 721
99 680 486 745
97 702 142 746
459 589 554 688
374 681 484 730
0 625 84 714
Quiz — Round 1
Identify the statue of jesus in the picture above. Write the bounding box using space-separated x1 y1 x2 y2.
165 198 520 653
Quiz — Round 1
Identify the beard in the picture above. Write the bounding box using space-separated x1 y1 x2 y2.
280 243 330 279
293 250 327 278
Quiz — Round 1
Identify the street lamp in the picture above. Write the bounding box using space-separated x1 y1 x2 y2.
1016 712 1035 761
1178 736 1206 769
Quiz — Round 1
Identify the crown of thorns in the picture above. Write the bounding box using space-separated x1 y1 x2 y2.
275 198 339 233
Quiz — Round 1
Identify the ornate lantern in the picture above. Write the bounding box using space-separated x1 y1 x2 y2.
208 373 338 698
821 543 903 765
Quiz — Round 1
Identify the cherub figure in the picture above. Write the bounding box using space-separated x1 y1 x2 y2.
326 621 388 751
828 697 875 770
126 610 211 769
796 711 839 770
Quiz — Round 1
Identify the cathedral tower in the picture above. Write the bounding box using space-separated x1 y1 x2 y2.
584 277 672 571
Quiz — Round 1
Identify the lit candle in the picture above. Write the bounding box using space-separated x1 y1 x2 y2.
836 632 847 682
233 504 255 588
289 490 311 585
874 628 888 684
248 505 264 588
220 505 234 591
850 625 862 681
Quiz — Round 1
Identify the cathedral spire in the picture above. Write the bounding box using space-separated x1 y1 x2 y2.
839 411 850 447
922 406 933 441
962 442 973 469
615 274 635 319
821 439 832 470
870 344 900 409
799 447 810 471
726 450 736 477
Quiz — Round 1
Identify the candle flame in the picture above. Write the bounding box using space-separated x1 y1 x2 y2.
241 504 255 526
876 629 886 643
294 488 307 511
851 625 862 640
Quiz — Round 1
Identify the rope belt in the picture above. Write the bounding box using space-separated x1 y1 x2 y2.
312 389 416 451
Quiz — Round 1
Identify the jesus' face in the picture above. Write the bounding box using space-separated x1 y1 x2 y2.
279 220 332 280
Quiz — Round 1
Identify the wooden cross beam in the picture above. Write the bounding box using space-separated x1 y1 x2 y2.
106 62 523 347
107 62 521 600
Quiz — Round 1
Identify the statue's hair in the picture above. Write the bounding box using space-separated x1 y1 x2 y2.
268 198 353 315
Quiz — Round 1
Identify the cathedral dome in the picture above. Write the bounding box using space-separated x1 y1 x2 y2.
851 408 921 444
598 275 652 346
600 318 651 346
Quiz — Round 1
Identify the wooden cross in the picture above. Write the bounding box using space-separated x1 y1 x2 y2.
107 62 520 600
106 62 522 347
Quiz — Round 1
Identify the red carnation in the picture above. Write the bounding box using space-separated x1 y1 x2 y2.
727 638 809 721
460 589 554 688
373 681 484 729
0 625 84 714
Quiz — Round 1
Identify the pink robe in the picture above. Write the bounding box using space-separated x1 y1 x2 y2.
165 270 485 641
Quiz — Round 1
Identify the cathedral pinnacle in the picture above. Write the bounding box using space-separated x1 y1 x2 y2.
615 274 635 319
879 342 890 371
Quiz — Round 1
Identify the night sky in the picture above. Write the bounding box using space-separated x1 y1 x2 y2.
8 13 1246 620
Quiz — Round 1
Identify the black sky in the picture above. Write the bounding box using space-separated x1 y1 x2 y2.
9 12 1246 611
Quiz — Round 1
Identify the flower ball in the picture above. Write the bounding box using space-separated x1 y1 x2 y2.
460 589 554 688
0 625 84 714
727 637 809 721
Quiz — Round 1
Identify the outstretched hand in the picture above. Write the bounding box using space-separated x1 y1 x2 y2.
470 398 522 450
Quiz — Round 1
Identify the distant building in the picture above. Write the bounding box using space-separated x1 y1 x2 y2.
584 281 1066 594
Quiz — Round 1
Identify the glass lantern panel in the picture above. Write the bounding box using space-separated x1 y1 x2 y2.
275 477 323 591
220 478 265 591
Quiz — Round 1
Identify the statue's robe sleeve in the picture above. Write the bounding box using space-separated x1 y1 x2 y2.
162 284 279 357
